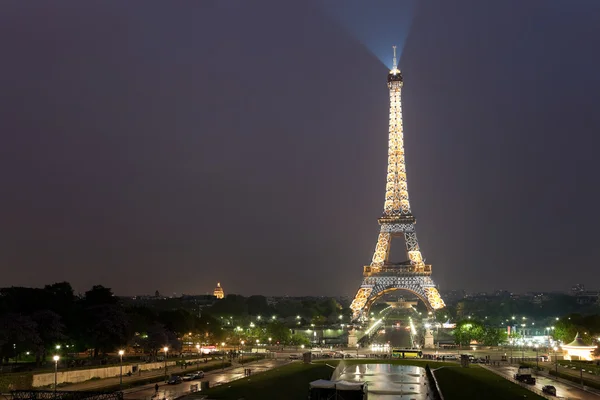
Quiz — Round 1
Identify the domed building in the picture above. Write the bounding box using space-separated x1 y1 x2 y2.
213 282 224 299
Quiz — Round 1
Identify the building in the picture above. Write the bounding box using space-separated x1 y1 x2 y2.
561 333 597 361
213 282 224 299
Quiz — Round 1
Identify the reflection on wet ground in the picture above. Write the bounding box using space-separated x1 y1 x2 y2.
332 363 433 399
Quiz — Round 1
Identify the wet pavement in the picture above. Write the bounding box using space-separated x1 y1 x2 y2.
332 363 432 399
123 359 288 400
489 364 600 399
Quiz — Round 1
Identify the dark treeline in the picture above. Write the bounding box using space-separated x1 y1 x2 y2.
0 283 349 365
0 282 221 364
204 294 349 321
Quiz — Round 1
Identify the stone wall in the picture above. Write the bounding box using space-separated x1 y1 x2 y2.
32 359 205 387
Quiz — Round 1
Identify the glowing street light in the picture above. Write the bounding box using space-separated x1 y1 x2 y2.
220 342 226 370
118 350 125 386
163 347 168 378
53 355 60 393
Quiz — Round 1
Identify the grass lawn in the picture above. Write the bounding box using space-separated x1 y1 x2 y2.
433 366 546 400
204 362 334 400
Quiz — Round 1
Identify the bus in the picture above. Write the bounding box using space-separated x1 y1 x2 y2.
392 348 422 358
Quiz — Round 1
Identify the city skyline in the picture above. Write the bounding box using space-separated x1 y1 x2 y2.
2 0 600 296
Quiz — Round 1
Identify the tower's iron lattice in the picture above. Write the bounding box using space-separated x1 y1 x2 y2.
350 47 445 321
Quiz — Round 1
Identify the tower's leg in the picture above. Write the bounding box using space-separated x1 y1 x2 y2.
350 285 372 321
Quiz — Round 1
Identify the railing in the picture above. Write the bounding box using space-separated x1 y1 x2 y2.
364 265 432 276
10 391 123 400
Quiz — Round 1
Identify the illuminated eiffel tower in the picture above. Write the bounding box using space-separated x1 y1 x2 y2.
350 47 445 321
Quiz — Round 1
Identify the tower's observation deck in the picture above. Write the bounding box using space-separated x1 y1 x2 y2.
349 46 445 321
387 68 403 84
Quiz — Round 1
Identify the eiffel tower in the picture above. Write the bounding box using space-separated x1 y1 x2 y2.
350 47 445 321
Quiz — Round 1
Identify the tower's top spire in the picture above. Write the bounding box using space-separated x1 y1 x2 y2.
388 45 403 84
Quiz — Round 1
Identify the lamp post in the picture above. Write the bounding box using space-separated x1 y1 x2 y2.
509 340 513 364
240 340 245 363
535 344 539 369
163 347 168 379
118 350 124 387
53 355 60 395
221 342 225 370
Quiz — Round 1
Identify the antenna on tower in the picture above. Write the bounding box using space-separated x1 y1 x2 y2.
392 46 398 70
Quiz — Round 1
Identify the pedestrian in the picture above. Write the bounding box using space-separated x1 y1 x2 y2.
155 383 159 393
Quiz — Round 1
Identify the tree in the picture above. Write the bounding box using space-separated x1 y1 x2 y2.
452 320 484 346
81 286 127 357
265 322 291 343
0 313 40 362
481 327 507 346
208 295 248 316
31 310 65 365
158 309 195 336
139 323 169 360
247 296 272 316
83 285 118 307
289 333 310 347
85 304 129 357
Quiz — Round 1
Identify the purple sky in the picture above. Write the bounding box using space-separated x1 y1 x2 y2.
1 0 600 297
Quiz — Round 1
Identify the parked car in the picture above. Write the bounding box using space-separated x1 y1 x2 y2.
289 354 299 360
167 376 183 385
182 374 195 381
193 371 205 379
542 385 556 396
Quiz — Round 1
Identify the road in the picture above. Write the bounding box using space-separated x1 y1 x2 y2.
372 324 412 348
489 363 599 399
122 359 289 400
61 359 226 391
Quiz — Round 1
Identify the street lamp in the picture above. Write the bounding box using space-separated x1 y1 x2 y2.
268 337 272 346
240 341 245 363
118 350 124 386
53 355 60 394
534 344 539 369
163 347 168 378
221 342 226 370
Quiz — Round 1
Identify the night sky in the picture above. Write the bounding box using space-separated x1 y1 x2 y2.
2 1 600 297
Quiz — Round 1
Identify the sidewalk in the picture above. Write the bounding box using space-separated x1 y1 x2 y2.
62 359 227 391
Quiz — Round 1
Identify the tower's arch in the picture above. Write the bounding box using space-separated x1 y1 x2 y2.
363 287 431 317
